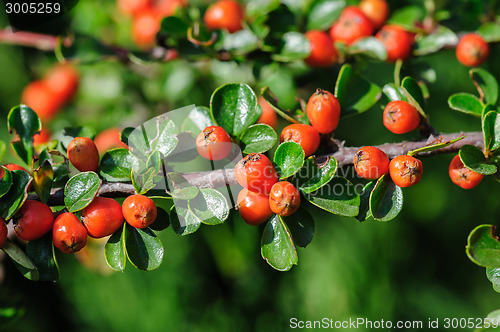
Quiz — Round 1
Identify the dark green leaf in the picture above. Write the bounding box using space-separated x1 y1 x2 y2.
159 16 188 38
8 105 41 165
181 106 215 133
120 127 134 146
448 93 483 117
240 124 277 154
335 64 381 118
274 142 305 179
486 267 500 293
369 175 403 222
466 224 500 268
414 25 458 56
166 172 199 200
459 145 497 175
383 83 407 102
128 118 178 159
100 148 138 182
471 68 498 105
349 37 387 61
387 6 424 30
64 172 101 212
38 149 70 187
306 177 360 217
26 233 59 282
124 224 164 271
408 135 465 156
1 239 38 280
401 76 425 110
105 224 126 272
477 22 500 43
149 207 170 231
356 181 376 221
131 168 158 195
189 188 229 225
296 157 338 193
261 86 304 124
483 111 500 152
261 215 298 271
307 0 345 30
55 33 116 63
272 32 311 62
32 161 53 204
0 140 6 162
0 167 13 199
282 207 314 248
0 170 32 220
170 204 201 236
210 83 260 137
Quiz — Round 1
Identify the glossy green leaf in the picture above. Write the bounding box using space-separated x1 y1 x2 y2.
306 177 360 217
26 233 59 282
486 268 500 293
100 148 138 182
477 22 500 43
335 64 381 118
38 149 70 187
32 161 53 204
128 118 178 159
274 142 305 179
246 0 280 18
272 32 311 62
222 30 260 55
401 76 425 110
261 215 298 271
297 157 338 194
120 127 134 146
189 188 229 225
448 93 483 117
105 224 126 272
382 83 407 102
0 170 32 220
408 135 465 157
170 204 201 236
166 172 199 200
149 207 170 231
282 207 314 248
356 181 376 222
0 141 6 162
8 105 40 165
131 168 158 195
260 86 303 124
0 167 13 199
414 25 458 56
471 68 498 105
211 84 260 137
1 239 38 281
240 124 277 154
483 111 500 152
181 106 215 133
459 145 497 175
369 175 403 222
349 37 387 61
64 172 101 212
125 224 164 271
466 224 500 268
307 0 345 30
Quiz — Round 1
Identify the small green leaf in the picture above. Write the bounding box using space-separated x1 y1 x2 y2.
181 106 215 133
356 181 376 222
349 37 387 61
64 172 101 212
188 189 229 225
296 157 338 193
448 93 483 117
306 177 360 217
240 124 277 154
128 118 178 159
1 239 39 281
414 25 458 56
401 76 425 111
282 206 314 248
483 111 500 152
159 16 188 38
0 167 13 199
60 126 97 149
459 145 497 175
307 0 345 30
387 6 424 30
383 83 407 102
210 83 260 137
477 22 500 43
105 224 126 272
38 149 70 187
222 29 260 55
8 105 41 165
0 141 6 162
131 168 158 195
466 224 500 268
274 142 305 179
369 175 403 222
272 32 311 62
470 68 498 105
166 172 199 200
26 233 59 282
408 135 465 156
32 161 53 204
486 268 500 293
0 170 32 220
100 148 138 182
260 87 302 124
170 204 201 236
261 215 298 271
120 127 134 146
335 64 381 118
124 224 164 271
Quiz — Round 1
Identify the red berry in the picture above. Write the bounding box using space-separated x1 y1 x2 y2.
329 6 374 45
94 128 128 155
236 189 273 226
389 155 423 188
44 63 79 103
257 96 278 129
117 0 152 16
383 100 420 134
280 124 320 157
376 25 414 62
132 9 161 48
269 181 301 217
204 0 244 33
0 218 7 248
122 194 157 228
456 33 489 67
449 154 484 189
33 128 52 146
359 0 389 30
354 146 390 180
21 80 62 121
196 126 233 161
156 0 187 17
13 200 54 241
305 30 338 67
234 153 278 195
53 212 88 254
81 197 124 238
67 137 100 172
0 164 28 179
306 89 341 134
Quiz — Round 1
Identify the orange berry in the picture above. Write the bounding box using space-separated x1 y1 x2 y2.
456 33 489 67
122 194 157 228
376 25 414 62
21 80 61 121
359 0 389 30
306 89 341 134
132 9 161 48
354 146 390 180
81 197 124 238
53 212 88 254
449 154 484 189
280 124 320 157
329 6 374 45
44 63 79 103
234 153 278 195
257 96 278 129
94 128 128 155
383 100 420 134
13 200 54 241
236 189 273 226
305 30 338 67
389 155 423 188
269 181 301 217
196 126 233 160
67 137 100 172
204 0 244 33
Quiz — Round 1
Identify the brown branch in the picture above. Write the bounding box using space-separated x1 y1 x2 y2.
0 29 69 51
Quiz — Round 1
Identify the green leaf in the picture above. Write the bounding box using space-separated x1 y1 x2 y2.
414 25 458 56
240 124 277 154
131 168 158 195
408 135 465 156
170 204 201 236
189 188 229 225
387 6 424 31
282 206 314 248
369 175 403 222
459 145 497 175
120 127 134 146
60 127 96 149
1 239 38 281
335 64 381 118
8 105 41 165
211 83 260 137
0 141 6 162
26 233 59 282
124 224 164 271
356 181 376 222
466 224 500 268
55 33 116 63
181 106 215 133
166 172 199 200
272 32 311 62
38 149 70 187
260 86 303 124
306 177 360 217
307 0 345 30
477 22 500 42
128 118 178 160
470 68 498 105
0 167 13 199
274 142 305 179
64 172 101 212
296 157 338 194
149 207 170 231
159 16 188 38
246 0 280 18
32 161 53 204
222 30 260 55
100 148 138 182
105 224 126 272
0 170 32 220
383 83 407 102
486 268 500 293
349 37 387 61
483 111 500 152
261 215 298 271
448 93 483 117
401 76 425 111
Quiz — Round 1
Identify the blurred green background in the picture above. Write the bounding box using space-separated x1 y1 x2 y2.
1 0 500 331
